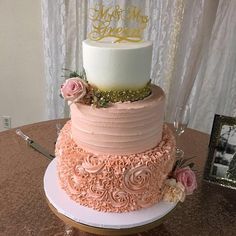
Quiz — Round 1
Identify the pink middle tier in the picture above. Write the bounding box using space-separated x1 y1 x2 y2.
70 85 165 155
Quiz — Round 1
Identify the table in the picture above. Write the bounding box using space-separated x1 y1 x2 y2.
0 119 236 236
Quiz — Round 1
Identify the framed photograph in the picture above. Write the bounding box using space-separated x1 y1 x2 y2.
204 114 236 189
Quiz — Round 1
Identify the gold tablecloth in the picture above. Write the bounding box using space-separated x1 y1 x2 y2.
0 119 235 235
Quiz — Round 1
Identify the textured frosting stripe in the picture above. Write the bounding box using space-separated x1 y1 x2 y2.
73 132 162 154
56 121 176 213
70 85 165 155
72 127 161 142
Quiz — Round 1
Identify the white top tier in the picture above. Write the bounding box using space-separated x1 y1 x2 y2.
82 40 153 90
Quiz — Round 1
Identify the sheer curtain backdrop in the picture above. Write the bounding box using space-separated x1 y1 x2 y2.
41 0 236 134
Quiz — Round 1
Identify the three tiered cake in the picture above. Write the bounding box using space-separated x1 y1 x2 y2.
56 39 176 213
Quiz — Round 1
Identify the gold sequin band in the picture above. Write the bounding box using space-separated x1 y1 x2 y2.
93 82 152 105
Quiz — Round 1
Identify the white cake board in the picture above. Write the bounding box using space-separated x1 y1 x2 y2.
44 158 177 230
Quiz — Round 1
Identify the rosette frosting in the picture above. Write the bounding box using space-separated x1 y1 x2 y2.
56 121 176 212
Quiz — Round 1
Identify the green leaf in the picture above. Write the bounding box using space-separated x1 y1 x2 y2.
179 156 195 167
189 163 195 168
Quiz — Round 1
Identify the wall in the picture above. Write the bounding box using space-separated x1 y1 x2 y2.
0 0 47 131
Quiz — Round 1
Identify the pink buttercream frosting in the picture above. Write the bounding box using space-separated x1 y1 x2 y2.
70 85 165 155
56 121 176 212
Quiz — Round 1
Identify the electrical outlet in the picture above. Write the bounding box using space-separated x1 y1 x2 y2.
2 116 11 129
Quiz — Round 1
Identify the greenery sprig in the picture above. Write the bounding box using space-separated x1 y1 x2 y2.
172 156 196 173
62 68 87 82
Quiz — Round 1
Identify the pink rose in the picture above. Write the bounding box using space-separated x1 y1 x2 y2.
61 78 87 104
174 167 197 195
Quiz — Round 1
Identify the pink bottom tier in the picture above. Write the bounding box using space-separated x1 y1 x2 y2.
56 121 176 213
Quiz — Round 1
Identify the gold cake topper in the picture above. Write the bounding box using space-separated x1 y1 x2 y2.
88 4 149 43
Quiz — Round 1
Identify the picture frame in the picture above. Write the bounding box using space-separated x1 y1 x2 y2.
204 114 236 189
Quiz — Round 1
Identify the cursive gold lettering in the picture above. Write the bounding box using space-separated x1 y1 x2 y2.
88 4 149 42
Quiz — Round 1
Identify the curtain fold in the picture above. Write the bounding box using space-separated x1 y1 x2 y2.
41 0 236 134
191 0 236 133
41 0 66 119
166 0 219 122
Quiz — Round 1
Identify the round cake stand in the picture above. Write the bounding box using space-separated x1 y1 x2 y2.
44 159 177 236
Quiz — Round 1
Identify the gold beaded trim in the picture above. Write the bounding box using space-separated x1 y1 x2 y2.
93 82 152 105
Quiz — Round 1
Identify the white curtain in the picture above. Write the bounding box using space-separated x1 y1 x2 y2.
41 0 236 134
190 0 236 132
